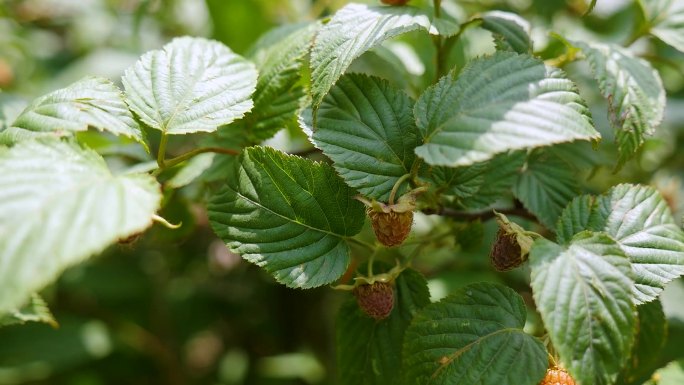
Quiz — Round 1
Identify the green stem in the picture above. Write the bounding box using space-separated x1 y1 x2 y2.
433 0 441 18
156 133 168 168
346 237 376 253
152 146 240 177
389 174 411 205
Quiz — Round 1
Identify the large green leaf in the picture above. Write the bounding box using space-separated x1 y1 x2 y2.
479 11 532 54
0 294 55 328
414 52 598 167
403 282 548 385
122 37 257 135
0 139 162 314
513 151 578 229
555 184 684 304
207 147 365 288
309 3 433 107
530 232 636 385
243 22 318 141
312 73 421 202
640 0 684 53
428 151 525 210
574 41 665 166
2 77 145 147
337 268 430 385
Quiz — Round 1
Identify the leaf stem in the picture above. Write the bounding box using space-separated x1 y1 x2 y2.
389 174 411 205
151 147 240 176
422 206 538 222
346 237 376 253
156 133 168 168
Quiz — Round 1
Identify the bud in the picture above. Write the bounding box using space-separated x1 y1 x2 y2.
353 281 395 320
490 212 535 271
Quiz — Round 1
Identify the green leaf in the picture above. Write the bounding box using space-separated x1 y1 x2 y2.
555 184 684 304
0 139 162 314
414 52 598 167
243 22 318 141
2 77 145 147
428 151 525 210
640 0 684 53
530 232 636 385
555 195 604 244
403 282 548 385
479 11 532 54
0 294 56 328
337 268 430 385
513 151 578 229
652 360 684 385
310 3 434 107
312 73 420 202
122 37 257 135
574 41 665 166
207 146 365 288
619 300 668 385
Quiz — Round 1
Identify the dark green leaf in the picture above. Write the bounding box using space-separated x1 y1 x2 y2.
479 11 532 54
207 147 365 288
312 73 420 201
403 282 548 385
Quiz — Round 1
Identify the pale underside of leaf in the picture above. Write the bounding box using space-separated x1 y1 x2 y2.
122 37 257 135
5 77 145 147
643 0 684 53
574 41 665 166
313 73 420 202
530 233 636 385
555 184 684 304
310 3 434 107
403 283 547 385
207 146 365 289
414 52 598 167
0 139 161 314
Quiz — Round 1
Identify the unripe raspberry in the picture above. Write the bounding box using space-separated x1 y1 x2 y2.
381 0 410 5
490 227 523 271
538 367 577 385
368 209 413 247
353 281 395 320
490 212 535 272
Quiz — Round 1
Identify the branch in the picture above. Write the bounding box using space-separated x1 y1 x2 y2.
421 206 538 222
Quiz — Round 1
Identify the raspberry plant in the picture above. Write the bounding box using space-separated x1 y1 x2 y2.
1 0 684 384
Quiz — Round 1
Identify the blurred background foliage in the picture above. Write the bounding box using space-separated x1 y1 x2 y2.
1 0 684 384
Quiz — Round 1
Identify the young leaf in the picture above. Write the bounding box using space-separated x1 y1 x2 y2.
530 232 636 385
2 77 145 147
555 184 684 304
479 11 532 54
640 0 684 53
428 151 525 210
414 52 598 167
312 73 420 202
0 294 56 328
244 22 318 141
574 41 665 166
310 3 433 107
337 268 430 385
207 147 365 288
122 37 257 135
403 282 548 385
513 151 578 229
0 139 162 314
